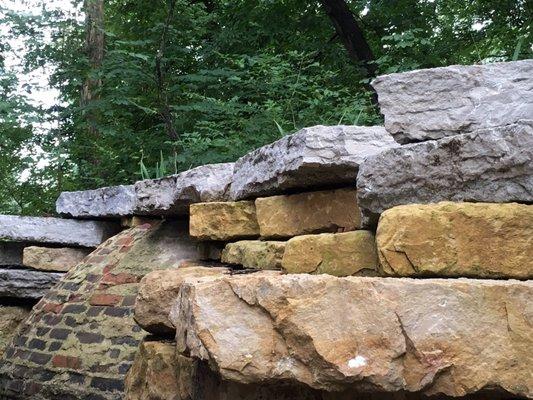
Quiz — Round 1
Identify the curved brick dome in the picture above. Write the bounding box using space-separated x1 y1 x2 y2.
0 220 201 400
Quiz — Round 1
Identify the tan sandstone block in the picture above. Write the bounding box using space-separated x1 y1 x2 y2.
23 246 91 272
171 273 533 398
255 188 360 238
376 202 533 279
125 340 183 400
134 265 229 334
281 231 378 276
221 240 286 270
125 340 340 400
189 201 259 241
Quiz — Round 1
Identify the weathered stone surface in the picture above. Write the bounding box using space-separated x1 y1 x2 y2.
134 266 229 335
0 215 121 247
256 188 360 238
56 185 136 218
281 231 378 276
0 268 64 299
0 242 24 266
357 122 533 227
0 306 30 357
372 60 533 143
134 163 234 216
189 201 260 241
22 246 91 272
221 240 285 270
377 202 533 279
172 273 533 398
125 340 183 400
230 125 399 200
126 340 375 400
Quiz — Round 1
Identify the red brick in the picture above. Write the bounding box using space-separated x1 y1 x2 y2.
116 236 134 246
41 302 63 314
52 354 81 370
89 293 123 306
102 264 117 274
68 293 84 303
100 272 140 286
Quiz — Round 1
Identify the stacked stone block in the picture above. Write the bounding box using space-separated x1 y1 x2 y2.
1 60 531 400
124 60 532 400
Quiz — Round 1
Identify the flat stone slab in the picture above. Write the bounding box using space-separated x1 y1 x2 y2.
0 215 120 247
256 188 360 238
23 246 92 272
372 60 533 143
56 185 136 218
134 163 234 216
221 240 286 270
357 121 533 227
0 242 24 266
377 202 533 279
172 273 533 398
189 201 260 241
282 231 378 276
230 125 399 200
0 268 64 299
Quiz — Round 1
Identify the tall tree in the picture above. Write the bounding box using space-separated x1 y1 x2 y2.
320 0 376 76
81 0 104 167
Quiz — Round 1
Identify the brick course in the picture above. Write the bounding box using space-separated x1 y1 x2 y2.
0 220 200 400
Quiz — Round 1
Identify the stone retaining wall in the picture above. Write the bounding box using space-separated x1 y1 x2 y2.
0 59 531 400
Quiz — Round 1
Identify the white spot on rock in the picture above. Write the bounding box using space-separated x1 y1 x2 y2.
348 355 367 368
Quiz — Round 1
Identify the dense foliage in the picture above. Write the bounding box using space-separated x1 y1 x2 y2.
0 0 531 215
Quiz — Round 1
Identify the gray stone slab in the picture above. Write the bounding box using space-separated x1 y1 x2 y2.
0 242 24 266
230 125 399 200
56 185 136 218
372 60 533 143
134 163 234 216
0 215 121 247
357 121 533 227
0 268 64 299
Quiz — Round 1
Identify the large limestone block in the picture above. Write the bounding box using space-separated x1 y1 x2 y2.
172 274 533 398
134 266 229 335
357 122 533 227
372 60 533 143
230 125 399 200
0 268 64 299
0 242 24 266
22 246 91 272
377 202 533 279
0 215 121 247
134 163 234 216
56 185 136 218
0 306 30 357
125 340 346 400
282 231 378 276
256 188 360 238
221 240 285 270
189 201 260 241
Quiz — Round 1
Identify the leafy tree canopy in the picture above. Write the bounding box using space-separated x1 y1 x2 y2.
0 0 531 215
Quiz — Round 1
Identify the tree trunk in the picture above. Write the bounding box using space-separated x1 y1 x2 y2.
156 0 179 141
320 0 376 77
81 0 104 166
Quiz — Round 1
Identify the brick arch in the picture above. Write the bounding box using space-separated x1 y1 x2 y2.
0 220 200 400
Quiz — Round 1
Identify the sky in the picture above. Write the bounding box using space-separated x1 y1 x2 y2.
2 0 79 109
1 0 81 180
